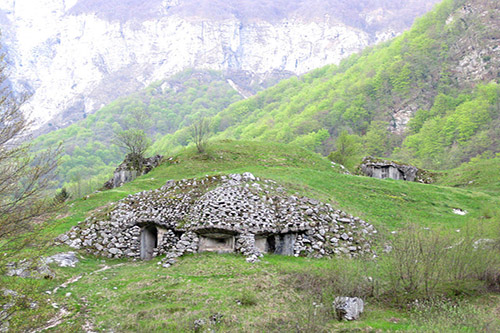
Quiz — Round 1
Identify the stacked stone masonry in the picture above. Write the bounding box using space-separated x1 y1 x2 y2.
56 173 377 264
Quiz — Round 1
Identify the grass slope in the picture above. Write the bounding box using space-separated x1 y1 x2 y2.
436 155 500 196
44 140 499 241
3 140 500 332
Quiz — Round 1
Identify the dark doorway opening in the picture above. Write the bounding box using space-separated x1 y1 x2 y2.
140 225 158 260
262 234 296 256
266 236 276 253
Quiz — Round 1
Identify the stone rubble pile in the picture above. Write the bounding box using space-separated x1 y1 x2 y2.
235 234 263 263
56 172 377 263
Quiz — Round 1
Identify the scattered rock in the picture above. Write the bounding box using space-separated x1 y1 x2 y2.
6 259 55 279
45 252 79 267
2 289 18 297
334 296 364 321
103 154 163 189
452 208 468 215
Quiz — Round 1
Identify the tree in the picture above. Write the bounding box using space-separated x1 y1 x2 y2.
113 129 151 171
0 53 60 261
190 117 210 153
328 130 361 169
54 187 70 204
364 121 392 157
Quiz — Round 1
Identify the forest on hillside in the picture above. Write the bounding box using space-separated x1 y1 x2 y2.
153 0 500 170
34 0 500 195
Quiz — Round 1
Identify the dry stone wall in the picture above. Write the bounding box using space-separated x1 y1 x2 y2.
57 173 377 264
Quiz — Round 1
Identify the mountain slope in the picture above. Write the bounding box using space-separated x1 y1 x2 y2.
150 0 500 169
0 0 439 132
32 70 243 193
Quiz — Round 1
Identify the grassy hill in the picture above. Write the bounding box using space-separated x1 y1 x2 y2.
436 154 500 196
31 69 244 194
2 140 499 332
48 140 499 236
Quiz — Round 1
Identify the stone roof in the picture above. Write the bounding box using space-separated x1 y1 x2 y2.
57 173 377 262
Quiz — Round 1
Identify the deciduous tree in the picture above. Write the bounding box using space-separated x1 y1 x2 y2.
113 129 151 171
190 117 210 153
0 53 60 261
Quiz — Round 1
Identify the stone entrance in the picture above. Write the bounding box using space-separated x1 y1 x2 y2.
140 225 158 260
198 233 235 253
255 234 296 255
373 166 404 180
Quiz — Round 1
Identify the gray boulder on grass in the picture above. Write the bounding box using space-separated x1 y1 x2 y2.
334 296 364 321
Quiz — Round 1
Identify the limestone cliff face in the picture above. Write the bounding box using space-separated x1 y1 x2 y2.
0 0 439 131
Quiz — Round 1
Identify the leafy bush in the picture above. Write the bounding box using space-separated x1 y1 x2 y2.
377 223 500 305
409 298 500 332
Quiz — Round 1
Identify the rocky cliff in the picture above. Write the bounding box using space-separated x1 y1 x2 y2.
0 0 439 132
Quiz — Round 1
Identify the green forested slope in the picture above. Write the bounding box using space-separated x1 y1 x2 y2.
33 70 242 192
152 0 500 170
33 0 500 193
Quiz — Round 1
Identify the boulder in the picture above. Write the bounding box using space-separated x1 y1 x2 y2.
44 252 79 267
334 296 364 321
6 259 55 279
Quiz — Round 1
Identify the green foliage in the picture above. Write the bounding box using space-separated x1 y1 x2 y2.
53 187 70 204
400 82 500 169
113 129 152 171
327 130 361 169
364 121 394 157
378 223 500 305
150 0 499 171
32 70 242 192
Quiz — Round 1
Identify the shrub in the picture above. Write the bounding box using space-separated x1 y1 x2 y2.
377 223 500 305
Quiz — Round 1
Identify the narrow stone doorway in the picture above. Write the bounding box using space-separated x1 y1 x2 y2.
140 225 158 260
258 234 296 255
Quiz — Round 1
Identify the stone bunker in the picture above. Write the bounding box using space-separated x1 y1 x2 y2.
57 173 377 265
358 157 435 183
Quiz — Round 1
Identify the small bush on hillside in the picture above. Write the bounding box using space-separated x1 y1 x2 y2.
409 298 500 332
236 292 258 306
287 259 374 301
53 187 70 203
377 223 500 305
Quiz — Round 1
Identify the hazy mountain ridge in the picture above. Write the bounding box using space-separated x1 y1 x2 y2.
0 0 439 133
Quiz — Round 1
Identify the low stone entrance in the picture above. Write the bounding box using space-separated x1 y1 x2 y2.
373 166 404 180
198 233 235 253
140 225 158 260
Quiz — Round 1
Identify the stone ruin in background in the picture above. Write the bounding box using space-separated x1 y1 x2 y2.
57 173 377 265
358 157 435 184
103 154 163 189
